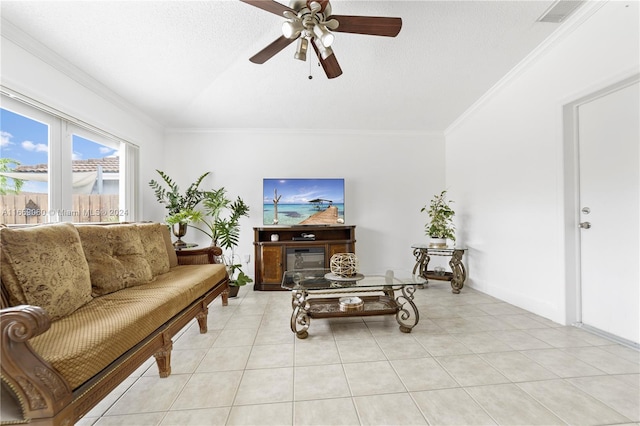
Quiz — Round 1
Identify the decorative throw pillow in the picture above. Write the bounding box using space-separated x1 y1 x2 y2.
0 223 93 320
77 224 153 296
137 223 171 275
160 223 179 268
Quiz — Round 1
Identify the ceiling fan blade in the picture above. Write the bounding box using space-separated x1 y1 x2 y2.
239 0 296 17
311 42 342 79
329 15 402 37
250 35 297 64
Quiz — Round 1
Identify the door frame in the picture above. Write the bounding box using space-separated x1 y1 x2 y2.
562 73 639 341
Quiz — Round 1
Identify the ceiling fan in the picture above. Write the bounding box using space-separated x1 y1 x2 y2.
240 0 402 79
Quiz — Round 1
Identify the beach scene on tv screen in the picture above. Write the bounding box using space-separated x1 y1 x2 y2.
263 178 345 225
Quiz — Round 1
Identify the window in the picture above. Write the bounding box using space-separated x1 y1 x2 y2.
0 94 138 224
70 127 122 222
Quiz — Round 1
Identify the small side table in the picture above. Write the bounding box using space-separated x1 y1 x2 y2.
411 244 467 294
174 243 198 250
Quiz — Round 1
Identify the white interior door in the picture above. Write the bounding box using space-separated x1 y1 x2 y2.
577 81 639 344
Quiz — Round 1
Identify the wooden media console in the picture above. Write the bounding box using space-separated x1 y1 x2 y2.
253 225 356 291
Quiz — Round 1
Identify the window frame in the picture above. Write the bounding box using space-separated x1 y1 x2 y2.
1 92 139 223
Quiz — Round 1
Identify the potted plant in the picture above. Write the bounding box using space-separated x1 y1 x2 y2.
225 259 253 297
149 170 210 244
149 171 252 294
191 188 252 296
421 190 455 247
165 209 201 247
193 188 250 248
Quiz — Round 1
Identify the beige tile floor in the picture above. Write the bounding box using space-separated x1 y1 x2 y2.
79 281 640 426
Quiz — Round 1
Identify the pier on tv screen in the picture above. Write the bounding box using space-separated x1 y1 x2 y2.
263 178 345 225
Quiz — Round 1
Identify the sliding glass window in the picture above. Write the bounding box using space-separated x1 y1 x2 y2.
0 94 137 224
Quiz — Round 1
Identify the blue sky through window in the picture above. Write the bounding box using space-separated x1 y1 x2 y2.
0 108 48 166
1 108 117 193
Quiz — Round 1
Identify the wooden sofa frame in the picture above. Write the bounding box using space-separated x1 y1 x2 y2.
1 246 229 426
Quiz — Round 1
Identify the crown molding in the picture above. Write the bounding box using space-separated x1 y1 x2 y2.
1 18 163 132
444 0 607 136
164 126 444 138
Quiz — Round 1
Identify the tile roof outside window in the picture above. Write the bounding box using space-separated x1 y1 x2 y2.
14 157 119 173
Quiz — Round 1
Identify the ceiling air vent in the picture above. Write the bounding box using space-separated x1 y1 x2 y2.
537 0 585 23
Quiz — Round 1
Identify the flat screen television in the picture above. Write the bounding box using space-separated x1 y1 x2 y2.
263 178 345 225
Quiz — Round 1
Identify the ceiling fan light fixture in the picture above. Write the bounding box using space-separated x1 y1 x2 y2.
313 23 334 47
283 10 297 20
282 19 303 39
309 1 322 14
242 0 403 79
324 18 339 30
313 38 334 59
294 37 308 61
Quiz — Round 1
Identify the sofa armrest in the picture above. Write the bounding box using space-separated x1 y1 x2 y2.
1 305 72 420
175 245 223 265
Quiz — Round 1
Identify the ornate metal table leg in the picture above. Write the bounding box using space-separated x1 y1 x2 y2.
382 271 396 298
291 289 310 339
382 285 395 299
395 285 419 333
412 248 430 287
449 249 467 294
412 248 425 277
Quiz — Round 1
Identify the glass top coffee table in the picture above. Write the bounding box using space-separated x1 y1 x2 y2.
282 269 423 339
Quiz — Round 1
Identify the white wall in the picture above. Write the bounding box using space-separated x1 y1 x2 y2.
445 1 639 323
0 36 164 219
1 27 447 281
163 130 445 278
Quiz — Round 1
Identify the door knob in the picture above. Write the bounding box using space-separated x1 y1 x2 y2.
579 222 591 229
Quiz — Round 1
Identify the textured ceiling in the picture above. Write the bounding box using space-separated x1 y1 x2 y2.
1 1 570 132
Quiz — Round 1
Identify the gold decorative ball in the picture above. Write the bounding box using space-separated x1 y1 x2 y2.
330 253 359 277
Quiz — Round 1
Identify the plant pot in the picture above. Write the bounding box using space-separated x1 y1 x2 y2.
172 223 188 247
429 237 447 248
228 285 240 298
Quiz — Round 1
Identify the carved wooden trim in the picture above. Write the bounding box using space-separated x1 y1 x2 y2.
176 245 223 265
153 332 173 378
196 302 209 333
1 305 72 420
221 284 229 307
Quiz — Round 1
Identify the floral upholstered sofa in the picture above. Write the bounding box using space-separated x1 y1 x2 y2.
0 222 229 425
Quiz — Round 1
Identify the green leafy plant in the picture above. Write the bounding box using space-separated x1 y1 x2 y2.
193 189 250 250
0 158 24 195
192 189 251 287
421 190 456 241
165 209 202 226
226 261 253 287
149 170 210 215
149 170 252 286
